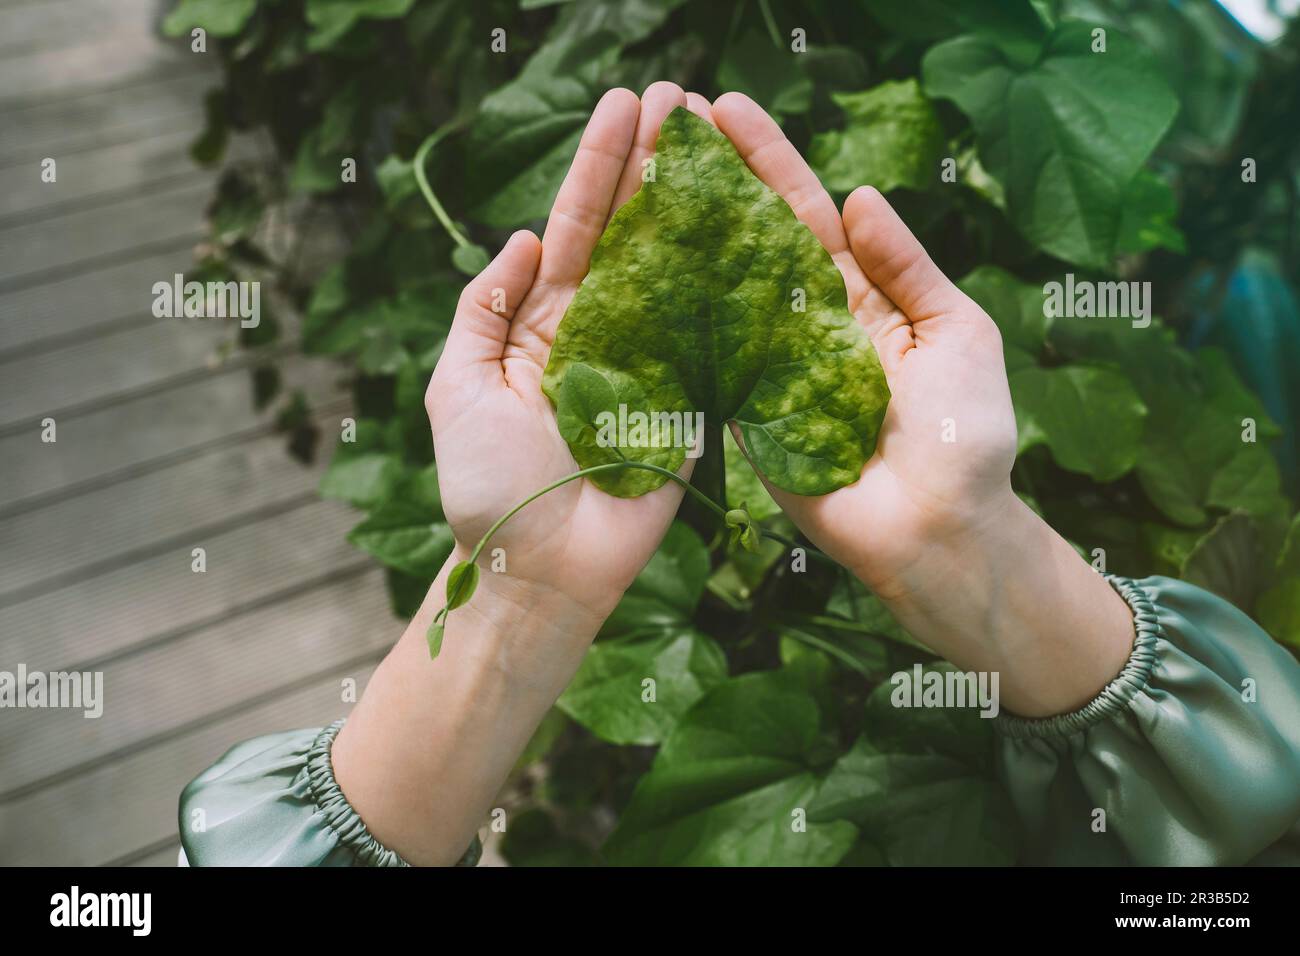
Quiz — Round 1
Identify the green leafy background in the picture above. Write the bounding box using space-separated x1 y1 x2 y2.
170 0 1300 865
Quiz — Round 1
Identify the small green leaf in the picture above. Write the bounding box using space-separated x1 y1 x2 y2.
163 0 258 38
451 243 490 276
426 616 446 658
375 154 419 209
724 505 761 554
446 560 480 610
558 628 728 746
291 127 341 195
304 0 416 51
1116 169 1186 256
319 452 402 508
348 502 454 579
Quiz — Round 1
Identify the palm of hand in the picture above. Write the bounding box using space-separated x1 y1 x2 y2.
426 86 707 617
697 93 1020 589
431 285 687 616
786 305 1019 591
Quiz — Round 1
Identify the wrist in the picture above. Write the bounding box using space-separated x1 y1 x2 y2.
332 552 611 866
850 483 1026 607
850 487 1134 716
429 547 609 699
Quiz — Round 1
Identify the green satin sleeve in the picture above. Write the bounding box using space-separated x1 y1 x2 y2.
178 719 481 867
996 575 1300 865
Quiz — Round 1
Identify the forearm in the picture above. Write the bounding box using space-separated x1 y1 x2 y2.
331 552 606 865
863 490 1136 718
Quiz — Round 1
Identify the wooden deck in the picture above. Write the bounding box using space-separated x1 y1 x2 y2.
0 0 395 866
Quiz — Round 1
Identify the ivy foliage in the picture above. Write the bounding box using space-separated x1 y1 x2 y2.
172 0 1300 864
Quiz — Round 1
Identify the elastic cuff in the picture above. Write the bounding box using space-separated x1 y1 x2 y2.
306 719 481 867
995 575 1161 740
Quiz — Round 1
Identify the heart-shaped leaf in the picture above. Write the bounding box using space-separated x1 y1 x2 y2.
542 107 889 498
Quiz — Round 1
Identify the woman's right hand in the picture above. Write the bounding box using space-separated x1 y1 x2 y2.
710 92 1137 718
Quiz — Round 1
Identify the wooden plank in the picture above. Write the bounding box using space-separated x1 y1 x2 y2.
0 73 210 166
0 315 234 429
0 496 372 668
0 663 379 866
0 0 163 58
0 178 212 289
0 568 393 795
0 353 346 511
0 246 199 354
0 17 204 105
0 410 341 598
0 127 205 221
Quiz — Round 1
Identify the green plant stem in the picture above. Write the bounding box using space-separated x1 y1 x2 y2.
463 462 728 572
758 530 839 564
437 459 832 623
414 124 472 250
784 613 927 651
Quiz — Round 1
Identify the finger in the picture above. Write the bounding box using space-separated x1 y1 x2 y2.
538 87 640 288
843 186 966 322
684 92 715 124
610 81 687 214
711 92 870 304
437 230 542 377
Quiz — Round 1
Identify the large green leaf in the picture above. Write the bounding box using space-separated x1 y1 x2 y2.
603 669 858 865
809 80 945 194
1060 0 1258 154
1010 364 1147 482
807 664 1019 866
561 523 727 746
466 0 687 227
543 108 889 498
808 738 1017 866
923 22 1178 268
